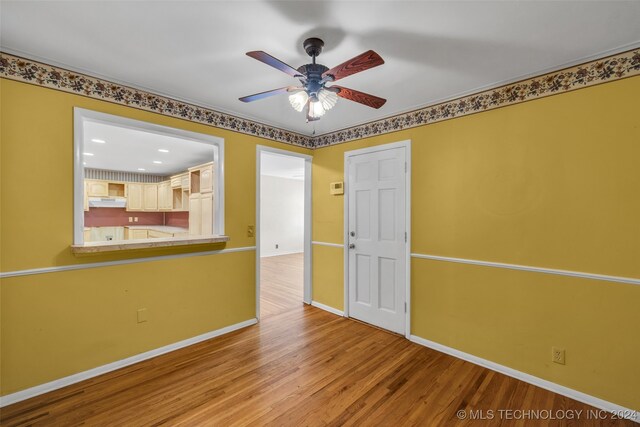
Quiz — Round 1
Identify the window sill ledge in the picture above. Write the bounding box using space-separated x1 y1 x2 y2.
71 235 230 254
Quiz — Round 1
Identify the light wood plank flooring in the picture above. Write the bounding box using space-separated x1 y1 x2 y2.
260 253 303 318
1 254 633 426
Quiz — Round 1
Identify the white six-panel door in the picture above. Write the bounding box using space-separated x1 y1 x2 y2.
347 146 407 334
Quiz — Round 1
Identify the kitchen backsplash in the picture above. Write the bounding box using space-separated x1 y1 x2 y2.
84 208 165 227
165 212 189 228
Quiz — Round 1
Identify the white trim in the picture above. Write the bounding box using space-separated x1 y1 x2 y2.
409 335 639 423
312 241 343 248
0 318 258 408
411 253 640 286
0 246 256 279
73 108 225 246
343 140 412 337
311 301 345 317
256 146 313 321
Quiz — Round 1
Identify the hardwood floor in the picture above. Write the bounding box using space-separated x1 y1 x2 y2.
260 253 303 318
1 254 633 426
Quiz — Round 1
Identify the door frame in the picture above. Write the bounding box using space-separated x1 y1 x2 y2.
343 140 412 338
256 145 313 320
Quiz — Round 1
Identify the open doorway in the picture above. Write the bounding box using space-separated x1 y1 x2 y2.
256 146 312 319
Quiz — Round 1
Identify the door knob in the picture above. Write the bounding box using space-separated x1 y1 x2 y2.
349 243 355 249
350 231 355 237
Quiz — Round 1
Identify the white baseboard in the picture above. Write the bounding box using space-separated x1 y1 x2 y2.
311 301 345 317
0 318 258 408
260 250 303 258
409 335 639 423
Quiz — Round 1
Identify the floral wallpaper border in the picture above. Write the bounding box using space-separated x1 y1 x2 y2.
314 48 640 147
0 52 313 148
2 48 639 149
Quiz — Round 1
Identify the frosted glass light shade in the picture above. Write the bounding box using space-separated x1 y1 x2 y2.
288 91 309 112
317 88 338 112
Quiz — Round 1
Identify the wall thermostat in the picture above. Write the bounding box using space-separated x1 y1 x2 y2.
330 182 344 195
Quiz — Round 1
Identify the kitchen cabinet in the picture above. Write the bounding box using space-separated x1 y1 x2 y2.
189 193 201 235
148 230 173 239
200 163 214 193
172 188 189 211
126 183 143 211
189 192 214 235
170 173 184 188
188 162 214 194
88 226 125 242
129 229 148 240
86 180 109 197
158 181 172 211
143 184 158 211
201 192 213 235
84 182 89 211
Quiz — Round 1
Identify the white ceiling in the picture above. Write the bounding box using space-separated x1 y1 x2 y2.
261 152 305 180
83 121 214 175
2 1 639 136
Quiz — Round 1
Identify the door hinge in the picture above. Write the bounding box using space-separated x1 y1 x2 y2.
405 231 407 242
405 162 407 173
404 302 407 313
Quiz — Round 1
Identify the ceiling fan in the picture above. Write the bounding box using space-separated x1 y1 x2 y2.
239 38 386 122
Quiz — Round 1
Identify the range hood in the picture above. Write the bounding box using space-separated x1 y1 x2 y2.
88 197 127 208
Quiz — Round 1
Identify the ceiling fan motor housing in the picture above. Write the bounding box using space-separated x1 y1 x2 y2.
297 63 329 99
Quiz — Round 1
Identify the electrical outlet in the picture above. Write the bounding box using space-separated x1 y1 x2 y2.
137 308 147 323
134 217 139 222
129 217 133 223
247 225 255 237
552 347 565 365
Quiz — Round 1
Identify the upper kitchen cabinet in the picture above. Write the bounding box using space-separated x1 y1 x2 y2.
189 162 214 194
158 181 173 211
143 184 158 211
86 180 109 197
126 183 143 211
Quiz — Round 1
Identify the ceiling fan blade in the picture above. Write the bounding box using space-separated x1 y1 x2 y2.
306 99 320 122
330 86 386 109
246 51 301 77
239 86 300 103
322 50 384 82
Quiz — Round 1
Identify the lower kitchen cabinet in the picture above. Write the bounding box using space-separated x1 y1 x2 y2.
148 230 173 239
130 229 148 240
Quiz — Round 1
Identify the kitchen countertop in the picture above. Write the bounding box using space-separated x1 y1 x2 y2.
124 225 188 233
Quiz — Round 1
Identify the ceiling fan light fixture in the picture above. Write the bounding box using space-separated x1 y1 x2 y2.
309 99 326 118
318 88 338 112
242 38 385 122
288 90 308 112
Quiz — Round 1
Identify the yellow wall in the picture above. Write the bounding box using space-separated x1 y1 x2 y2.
0 79 311 395
311 76 640 410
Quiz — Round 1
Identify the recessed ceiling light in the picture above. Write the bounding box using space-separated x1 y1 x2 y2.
138 168 146 171
91 138 106 143
153 160 162 164
158 149 169 153
83 152 94 156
